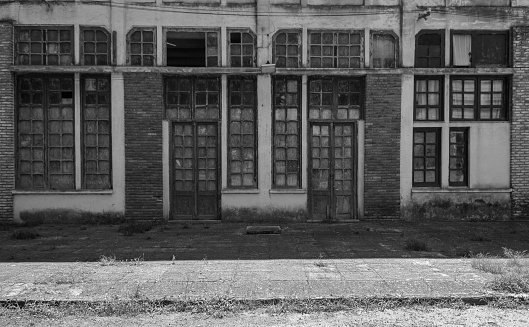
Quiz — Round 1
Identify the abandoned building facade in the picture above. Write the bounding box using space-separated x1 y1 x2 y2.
1 0 529 223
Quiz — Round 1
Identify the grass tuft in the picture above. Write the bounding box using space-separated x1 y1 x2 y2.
404 239 429 252
11 229 40 240
117 222 153 236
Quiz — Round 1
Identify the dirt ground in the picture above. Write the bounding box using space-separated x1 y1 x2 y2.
1 221 529 262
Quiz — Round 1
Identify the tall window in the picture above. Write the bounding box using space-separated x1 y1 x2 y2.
228 77 257 188
228 30 255 67
17 75 75 189
308 31 363 68
414 76 443 121
452 31 508 67
413 128 440 187
165 30 219 67
16 26 73 65
274 30 301 68
82 76 112 189
127 27 156 66
273 76 301 188
80 27 111 66
449 128 468 187
415 30 444 68
371 32 397 68
450 76 508 121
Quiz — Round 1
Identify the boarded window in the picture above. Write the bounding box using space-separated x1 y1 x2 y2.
449 128 468 187
413 128 440 187
165 76 220 120
166 31 219 67
309 31 363 68
274 31 301 68
415 31 444 68
16 26 73 65
372 33 396 68
17 75 75 190
128 28 155 66
414 77 443 121
452 31 508 67
229 31 255 67
82 76 112 189
228 77 257 188
273 76 301 188
309 78 363 120
81 27 110 66
451 76 508 121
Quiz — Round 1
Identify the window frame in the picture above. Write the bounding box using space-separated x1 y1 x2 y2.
308 76 365 121
80 26 111 66
415 29 445 68
449 75 509 121
272 75 302 189
15 25 74 66
227 29 256 68
307 30 364 69
126 26 157 66
450 30 509 68
449 127 469 187
163 28 220 67
412 128 441 188
273 29 302 68
370 30 399 69
414 76 444 121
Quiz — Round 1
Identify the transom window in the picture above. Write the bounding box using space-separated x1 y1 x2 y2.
449 128 468 187
81 27 111 66
128 28 156 66
274 30 301 68
371 32 397 68
414 77 443 121
16 26 73 66
228 77 257 188
165 77 220 120
309 31 363 68
228 30 255 67
415 30 444 68
452 31 508 67
165 30 219 67
413 128 441 187
309 78 363 120
450 76 508 121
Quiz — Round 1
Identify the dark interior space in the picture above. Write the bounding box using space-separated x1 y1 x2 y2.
166 31 205 67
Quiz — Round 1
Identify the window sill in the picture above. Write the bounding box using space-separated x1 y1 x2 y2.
221 189 260 194
12 190 114 195
412 188 512 193
269 189 307 194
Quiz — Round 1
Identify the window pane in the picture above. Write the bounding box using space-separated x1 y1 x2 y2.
413 129 439 186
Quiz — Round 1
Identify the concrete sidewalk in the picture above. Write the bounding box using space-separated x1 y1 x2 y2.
0 259 501 302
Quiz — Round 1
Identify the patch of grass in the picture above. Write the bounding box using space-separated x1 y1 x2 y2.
469 234 491 242
471 253 505 274
99 254 145 266
118 222 153 236
99 255 117 266
402 199 510 221
404 238 429 252
11 229 40 240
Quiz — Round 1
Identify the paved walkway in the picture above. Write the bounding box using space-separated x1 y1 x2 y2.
0 259 501 302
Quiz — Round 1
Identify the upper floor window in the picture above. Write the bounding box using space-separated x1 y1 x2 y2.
165 29 219 67
273 30 301 68
308 31 363 68
371 32 397 68
414 76 443 121
16 26 73 65
415 30 444 68
452 31 508 67
127 27 156 66
228 30 256 67
80 27 111 66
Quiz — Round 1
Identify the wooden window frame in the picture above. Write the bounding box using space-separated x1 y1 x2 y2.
15 26 74 66
308 30 364 68
163 28 220 67
449 128 469 187
449 76 509 121
370 30 399 68
227 29 256 68
414 76 444 121
308 76 365 121
412 128 441 187
81 75 112 190
415 29 445 68
272 76 302 189
273 29 302 68
80 26 111 66
450 30 509 68
227 76 257 189
127 27 156 66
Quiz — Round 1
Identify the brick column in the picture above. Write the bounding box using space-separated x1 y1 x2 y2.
511 26 529 219
364 74 401 219
124 73 163 220
0 22 14 222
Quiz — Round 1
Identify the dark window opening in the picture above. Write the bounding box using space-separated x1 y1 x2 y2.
228 31 255 67
415 31 444 68
166 31 218 67
452 31 508 67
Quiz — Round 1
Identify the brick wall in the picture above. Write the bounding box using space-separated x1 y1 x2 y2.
511 26 529 219
364 74 401 219
0 23 14 222
124 73 163 220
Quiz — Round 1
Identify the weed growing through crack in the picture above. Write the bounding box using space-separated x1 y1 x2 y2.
314 253 327 268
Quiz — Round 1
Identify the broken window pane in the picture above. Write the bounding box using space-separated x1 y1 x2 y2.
166 31 219 67
229 31 255 67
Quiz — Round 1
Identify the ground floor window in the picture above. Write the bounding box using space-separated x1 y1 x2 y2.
413 128 441 187
449 128 468 186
